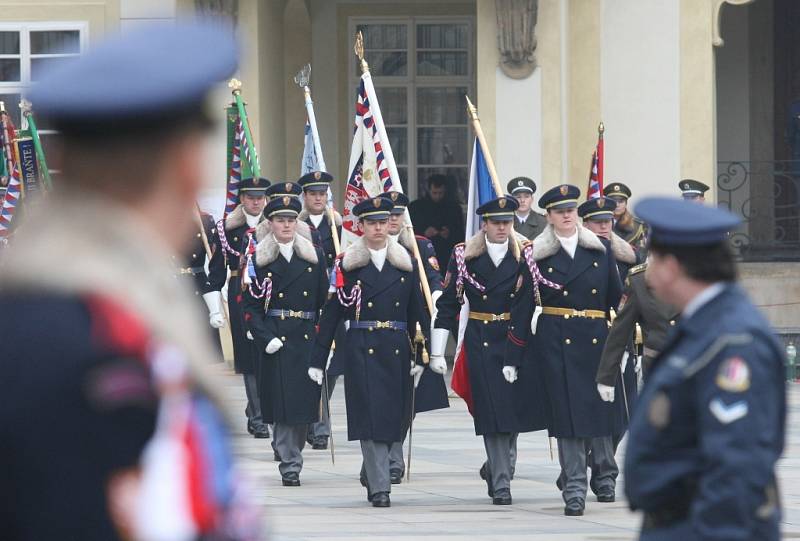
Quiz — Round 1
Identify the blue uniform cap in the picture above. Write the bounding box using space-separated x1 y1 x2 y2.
239 177 270 196
538 184 581 210
266 182 302 199
298 171 333 192
29 22 238 134
634 197 740 246
476 195 519 221
380 191 409 215
265 195 302 219
353 196 393 221
578 197 617 221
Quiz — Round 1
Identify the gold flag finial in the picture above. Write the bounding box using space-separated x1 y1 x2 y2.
294 63 311 89
354 31 369 74
228 78 242 95
465 95 478 121
598 121 605 135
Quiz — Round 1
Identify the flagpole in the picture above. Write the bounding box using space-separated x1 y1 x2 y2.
465 96 520 259
354 31 434 316
19 100 51 190
228 79 261 178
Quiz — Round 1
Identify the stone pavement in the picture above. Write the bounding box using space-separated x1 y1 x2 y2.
212 364 800 540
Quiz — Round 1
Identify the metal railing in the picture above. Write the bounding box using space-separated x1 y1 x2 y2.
717 160 800 261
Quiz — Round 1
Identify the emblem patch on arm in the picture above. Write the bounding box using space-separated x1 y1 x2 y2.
716 357 750 392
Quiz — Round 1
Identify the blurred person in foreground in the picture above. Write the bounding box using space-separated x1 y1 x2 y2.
0 23 263 541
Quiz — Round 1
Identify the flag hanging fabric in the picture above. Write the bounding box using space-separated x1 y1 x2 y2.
450 139 496 415
0 162 22 241
224 107 252 218
586 129 604 200
300 118 334 209
341 73 402 249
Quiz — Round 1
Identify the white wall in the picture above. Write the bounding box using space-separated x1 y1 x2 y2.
495 66 543 203
600 0 680 200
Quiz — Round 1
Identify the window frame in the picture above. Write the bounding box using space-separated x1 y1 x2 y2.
348 15 476 201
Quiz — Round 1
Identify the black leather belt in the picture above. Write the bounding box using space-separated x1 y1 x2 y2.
266 309 315 320
347 320 407 331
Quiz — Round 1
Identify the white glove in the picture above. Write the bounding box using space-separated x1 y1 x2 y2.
221 281 229 301
265 337 283 354
308 367 324 385
429 355 447 375
597 383 615 402
202 291 226 329
502 365 518 383
410 364 424 388
530 305 543 335
634 355 642 374
246 331 254 341
430 327 450 358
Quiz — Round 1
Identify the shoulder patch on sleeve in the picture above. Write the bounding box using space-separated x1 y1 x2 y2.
716 357 751 392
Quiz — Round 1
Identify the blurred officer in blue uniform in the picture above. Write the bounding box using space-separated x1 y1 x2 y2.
507 176 547 240
208 176 271 438
310 196 429 508
242 195 328 487
509 184 623 516
382 190 449 484
678 179 710 203
0 23 262 540
298 171 344 450
625 197 785 540
434 195 549 506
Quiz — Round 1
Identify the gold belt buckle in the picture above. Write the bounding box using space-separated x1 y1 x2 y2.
375 320 392 329
289 310 303 318
179 268 192 275
574 309 586 318
491 313 503 321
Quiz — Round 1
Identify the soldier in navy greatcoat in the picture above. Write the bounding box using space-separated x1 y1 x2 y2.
309 196 429 508
242 195 328 487
208 176 270 438
625 198 785 540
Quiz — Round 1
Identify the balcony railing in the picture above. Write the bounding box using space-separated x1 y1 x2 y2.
717 160 800 261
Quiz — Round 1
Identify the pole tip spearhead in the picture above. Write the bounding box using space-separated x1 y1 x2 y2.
598 121 605 134
465 95 477 119
228 78 242 93
354 31 369 73
294 63 311 88
19 99 31 115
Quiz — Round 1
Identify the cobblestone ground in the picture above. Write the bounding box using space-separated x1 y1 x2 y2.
212 364 800 540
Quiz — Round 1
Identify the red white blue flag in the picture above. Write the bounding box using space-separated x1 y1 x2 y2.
341 73 402 249
224 118 244 218
586 129 604 200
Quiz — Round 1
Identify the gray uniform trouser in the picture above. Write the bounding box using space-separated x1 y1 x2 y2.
557 436 618 503
360 440 391 496
307 375 338 440
483 432 516 493
273 423 308 476
243 373 264 428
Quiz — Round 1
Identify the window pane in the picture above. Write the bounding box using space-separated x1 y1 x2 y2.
417 52 468 76
355 51 407 77
31 57 75 82
357 24 407 49
0 93 21 127
0 32 20 55
374 87 407 124
0 59 20 82
397 167 408 194
417 127 468 165
417 24 468 49
31 30 80 55
417 167 468 205
417 87 468 125
387 127 407 165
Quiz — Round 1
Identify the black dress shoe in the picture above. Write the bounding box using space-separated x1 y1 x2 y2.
281 472 300 487
596 490 615 503
390 469 403 485
312 437 328 450
253 425 270 439
479 463 494 498
371 492 391 507
492 488 512 505
564 498 585 516
247 420 255 435
360 475 373 502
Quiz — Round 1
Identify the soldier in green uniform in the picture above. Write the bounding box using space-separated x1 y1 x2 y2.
604 182 647 251
507 176 547 240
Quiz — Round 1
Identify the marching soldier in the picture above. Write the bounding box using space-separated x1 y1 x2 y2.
507 176 547 240
242 195 328 487
596 261 680 395
433 195 549 506
297 170 344 451
309 196 429 508
518 184 623 516
678 178 710 203
604 182 647 251
266 180 303 200
0 22 262 539
578 197 639 281
383 190 449 484
625 198 785 540
208 176 270 438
